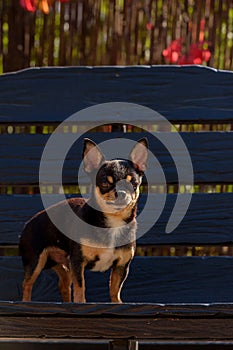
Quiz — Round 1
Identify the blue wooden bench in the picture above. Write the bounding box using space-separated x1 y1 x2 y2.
0 66 233 349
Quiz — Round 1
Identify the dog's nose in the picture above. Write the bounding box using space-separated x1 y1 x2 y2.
116 190 127 200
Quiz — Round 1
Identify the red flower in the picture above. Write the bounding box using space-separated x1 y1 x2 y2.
162 39 182 64
163 39 211 65
20 0 36 12
146 22 153 31
19 0 70 13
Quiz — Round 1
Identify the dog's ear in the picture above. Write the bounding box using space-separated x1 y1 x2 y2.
129 137 148 173
83 138 105 173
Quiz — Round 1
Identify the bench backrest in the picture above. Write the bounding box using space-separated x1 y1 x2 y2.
0 66 232 250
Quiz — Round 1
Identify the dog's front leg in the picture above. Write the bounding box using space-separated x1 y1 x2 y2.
71 262 86 303
109 262 130 303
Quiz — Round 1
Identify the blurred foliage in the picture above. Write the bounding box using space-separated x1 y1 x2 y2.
1 0 233 72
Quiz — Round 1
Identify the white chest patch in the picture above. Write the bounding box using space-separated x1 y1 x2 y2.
81 234 134 273
91 249 115 272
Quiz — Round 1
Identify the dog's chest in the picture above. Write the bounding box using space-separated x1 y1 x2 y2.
81 241 133 273
91 249 116 272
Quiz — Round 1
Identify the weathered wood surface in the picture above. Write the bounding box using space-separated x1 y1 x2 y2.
2 301 233 317
0 193 232 245
1 315 233 340
0 66 233 123
2 256 233 303
1 132 233 184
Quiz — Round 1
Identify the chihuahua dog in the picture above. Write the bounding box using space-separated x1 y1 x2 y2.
19 137 148 303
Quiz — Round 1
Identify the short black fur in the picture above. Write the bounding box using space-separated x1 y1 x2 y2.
19 137 148 303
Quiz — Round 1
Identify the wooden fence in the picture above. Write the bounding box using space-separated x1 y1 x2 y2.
1 0 233 73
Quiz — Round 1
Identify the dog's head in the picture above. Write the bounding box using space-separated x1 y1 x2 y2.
82 138 148 214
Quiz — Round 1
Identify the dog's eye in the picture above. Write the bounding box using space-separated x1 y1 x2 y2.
100 175 112 188
101 181 109 188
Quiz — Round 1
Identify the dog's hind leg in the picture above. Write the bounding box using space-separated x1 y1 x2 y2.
22 249 48 302
52 264 72 302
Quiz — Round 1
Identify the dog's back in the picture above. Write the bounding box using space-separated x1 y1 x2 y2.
19 197 85 269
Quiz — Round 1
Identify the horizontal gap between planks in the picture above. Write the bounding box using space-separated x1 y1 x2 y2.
0 340 230 348
0 122 232 134
1 245 233 258
0 183 233 195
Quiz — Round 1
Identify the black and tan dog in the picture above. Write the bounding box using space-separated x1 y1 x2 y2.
19 137 148 303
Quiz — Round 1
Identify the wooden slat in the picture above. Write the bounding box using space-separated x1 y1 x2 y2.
1 315 233 341
2 301 233 317
0 66 233 123
2 256 233 303
0 193 232 245
0 132 233 184
2 302 233 346
139 192 233 245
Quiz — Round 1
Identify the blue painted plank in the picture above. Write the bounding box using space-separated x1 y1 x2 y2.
1 256 233 303
0 193 232 245
0 132 232 184
0 66 233 123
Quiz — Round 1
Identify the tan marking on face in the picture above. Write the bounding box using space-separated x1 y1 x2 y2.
94 185 139 226
95 187 116 211
126 175 132 182
106 196 138 228
107 176 114 184
102 189 116 201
